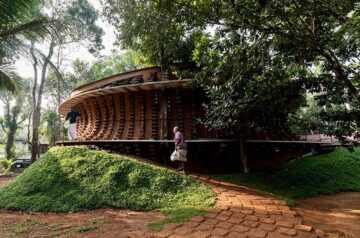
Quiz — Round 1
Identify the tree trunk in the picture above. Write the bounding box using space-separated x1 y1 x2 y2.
239 134 249 174
27 111 32 149
30 41 55 163
319 48 360 104
2 97 23 161
5 122 17 160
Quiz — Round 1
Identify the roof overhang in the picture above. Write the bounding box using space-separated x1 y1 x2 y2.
59 79 193 116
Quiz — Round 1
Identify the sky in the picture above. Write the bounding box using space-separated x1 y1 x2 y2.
14 0 117 78
1 1 117 117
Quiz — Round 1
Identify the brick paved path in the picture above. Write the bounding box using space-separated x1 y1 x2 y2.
154 174 326 238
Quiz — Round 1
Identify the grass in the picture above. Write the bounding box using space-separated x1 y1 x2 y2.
213 148 360 205
2 219 47 237
0 146 215 230
72 219 106 233
1 218 104 237
148 207 207 231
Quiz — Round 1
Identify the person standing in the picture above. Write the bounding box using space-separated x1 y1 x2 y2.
171 126 187 173
65 106 81 141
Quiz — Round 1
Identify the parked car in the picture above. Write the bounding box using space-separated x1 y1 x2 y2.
11 158 31 171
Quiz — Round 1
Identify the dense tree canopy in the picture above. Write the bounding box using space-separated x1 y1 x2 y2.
103 0 202 70
103 0 360 140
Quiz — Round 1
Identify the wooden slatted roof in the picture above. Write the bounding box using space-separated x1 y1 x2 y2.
59 79 192 116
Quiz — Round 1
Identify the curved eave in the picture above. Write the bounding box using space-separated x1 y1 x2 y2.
59 79 193 116
71 66 161 96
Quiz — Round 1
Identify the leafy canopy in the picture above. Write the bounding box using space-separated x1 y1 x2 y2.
103 0 360 138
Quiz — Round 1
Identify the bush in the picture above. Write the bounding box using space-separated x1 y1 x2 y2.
214 148 360 204
0 146 215 212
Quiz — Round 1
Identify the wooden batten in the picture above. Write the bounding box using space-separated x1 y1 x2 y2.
58 65 217 142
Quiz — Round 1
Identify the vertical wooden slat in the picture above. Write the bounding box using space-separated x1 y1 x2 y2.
94 96 106 139
77 103 87 139
110 93 121 139
121 94 131 139
182 90 191 140
84 98 95 140
144 91 153 139
151 91 158 139
90 97 101 140
133 92 143 140
169 89 178 135
158 90 168 139
103 95 114 139
116 95 125 139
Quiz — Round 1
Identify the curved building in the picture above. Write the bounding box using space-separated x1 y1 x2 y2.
58 66 238 172
59 66 320 172
59 66 221 141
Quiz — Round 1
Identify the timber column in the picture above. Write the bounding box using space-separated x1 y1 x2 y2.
158 71 169 164
158 70 169 140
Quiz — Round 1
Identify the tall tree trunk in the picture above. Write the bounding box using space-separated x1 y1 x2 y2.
1 96 24 161
27 111 32 149
30 41 55 163
5 122 17 160
239 135 249 174
4 100 16 160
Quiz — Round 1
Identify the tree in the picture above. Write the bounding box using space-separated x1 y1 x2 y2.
186 0 360 138
103 1 360 172
91 50 149 81
30 0 103 163
0 0 57 92
0 78 31 160
103 0 200 71
41 109 58 146
104 0 360 140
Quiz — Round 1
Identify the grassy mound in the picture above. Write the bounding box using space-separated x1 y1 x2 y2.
214 148 360 205
0 146 215 213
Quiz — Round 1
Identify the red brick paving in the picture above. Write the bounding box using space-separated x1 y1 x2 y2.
153 174 326 238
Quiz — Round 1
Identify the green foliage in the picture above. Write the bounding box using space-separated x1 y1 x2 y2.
2 219 46 236
91 50 150 80
103 0 201 69
0 158 14 175
0 83 30 160
0 146 215 212
41 109 59 145
56 0 104 55
104 0 360 138
0 0 58 92
213 148 360 205
288 94 325 135
148 207 207 232
72 219 105 233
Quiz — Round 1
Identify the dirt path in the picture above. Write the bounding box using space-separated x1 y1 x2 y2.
0 208 164 238
294 192 360 238
0 176 14 187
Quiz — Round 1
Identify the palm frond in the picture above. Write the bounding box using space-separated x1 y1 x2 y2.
0 0 43 25
0 19 64 57
0 67 17 92
0 18 55 39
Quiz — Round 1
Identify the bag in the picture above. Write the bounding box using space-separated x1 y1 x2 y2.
170 149 187 162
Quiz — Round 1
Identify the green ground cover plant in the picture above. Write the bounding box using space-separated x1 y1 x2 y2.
0 146 215 230
214 148 360 205
72 219 106 233
2 219 47 236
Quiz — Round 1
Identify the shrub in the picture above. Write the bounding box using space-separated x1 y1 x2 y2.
0 146 215 212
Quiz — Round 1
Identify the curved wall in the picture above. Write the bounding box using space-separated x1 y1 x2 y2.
59 66 220 141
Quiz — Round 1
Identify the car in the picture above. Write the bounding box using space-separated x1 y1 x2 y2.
11 158 31 172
